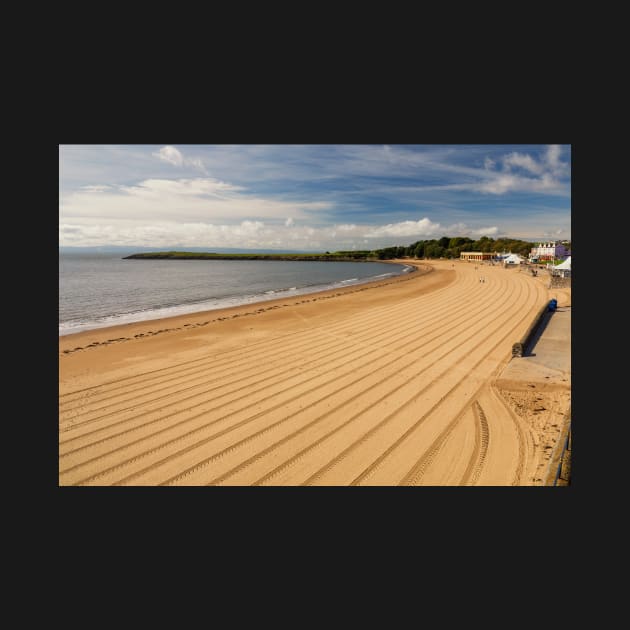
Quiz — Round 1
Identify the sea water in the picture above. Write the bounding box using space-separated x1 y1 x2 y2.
59 253 412 336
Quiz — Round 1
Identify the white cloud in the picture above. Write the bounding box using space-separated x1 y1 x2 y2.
61 177 331 223
60 221 267 248
476 174 520 194
153 145 184 166
59 146 570 249
187 157 208 174
470 226 499 236
340 146 569 199
59 215 554 250
503 152 544 174
363 217 442 238
546 144 561 169
80 184 111 193
120 178 244 197
459 146 570 196
230 220 265 236
152 145 208 174
474 172 567 195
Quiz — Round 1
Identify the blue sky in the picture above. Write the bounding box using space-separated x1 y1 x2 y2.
59 144 571 250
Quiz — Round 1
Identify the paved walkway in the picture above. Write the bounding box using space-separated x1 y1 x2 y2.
499 306 571 385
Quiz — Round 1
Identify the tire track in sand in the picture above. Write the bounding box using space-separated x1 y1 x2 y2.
59 267 442 416
59 273 481 477
58 264 544 486
59 272 470 438
459 401 490 486
350 279 543 487
59 265 435 403
96 273 502 485
304 279 536 486
62 273 486 484
205 277 524 486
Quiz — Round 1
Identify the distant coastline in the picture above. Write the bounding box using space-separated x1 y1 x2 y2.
123 251 379 262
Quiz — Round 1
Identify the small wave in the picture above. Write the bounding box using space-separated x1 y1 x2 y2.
266 286 298 295
59 265 409 336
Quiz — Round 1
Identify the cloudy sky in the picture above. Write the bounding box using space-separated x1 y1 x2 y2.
59 144 571 250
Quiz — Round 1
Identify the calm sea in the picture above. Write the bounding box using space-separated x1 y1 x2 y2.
59 253 412 336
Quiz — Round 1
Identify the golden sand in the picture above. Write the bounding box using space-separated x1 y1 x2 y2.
59 259 570 486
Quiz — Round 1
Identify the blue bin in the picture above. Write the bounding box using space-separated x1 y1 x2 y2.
548 299 558 311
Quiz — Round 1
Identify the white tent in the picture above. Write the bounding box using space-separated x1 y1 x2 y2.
503 253 524 265
553 256 571 270
551 256 571 277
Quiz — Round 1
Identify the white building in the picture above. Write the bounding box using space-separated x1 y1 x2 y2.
529 241 570 263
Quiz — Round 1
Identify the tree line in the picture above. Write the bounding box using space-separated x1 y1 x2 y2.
124 237 571 263
369 236 569 260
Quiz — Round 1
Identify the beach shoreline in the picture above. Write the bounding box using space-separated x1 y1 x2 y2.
59 260 426 357
59 259 570 486
59 259 415 338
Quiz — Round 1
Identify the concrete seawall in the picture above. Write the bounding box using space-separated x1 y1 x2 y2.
504 307 571 380
512 303 551 358
497 306 571 485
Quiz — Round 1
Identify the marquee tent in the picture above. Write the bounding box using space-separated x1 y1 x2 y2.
551 256 571 277
503 253 524 265
553 256 571 270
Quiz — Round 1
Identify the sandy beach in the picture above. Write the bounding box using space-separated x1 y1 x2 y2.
59 259 571 486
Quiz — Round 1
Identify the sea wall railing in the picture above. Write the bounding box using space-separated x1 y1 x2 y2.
544 406 571 486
